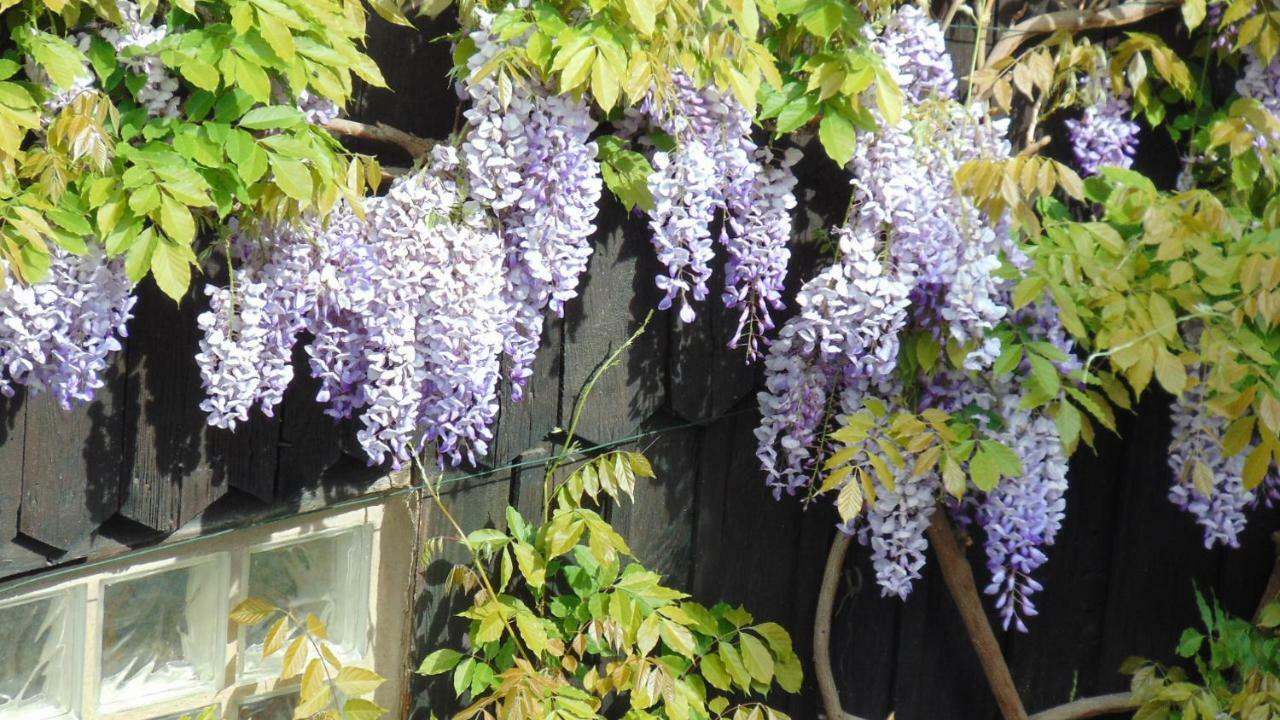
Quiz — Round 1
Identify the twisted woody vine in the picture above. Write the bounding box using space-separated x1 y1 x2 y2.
4 0 1280 716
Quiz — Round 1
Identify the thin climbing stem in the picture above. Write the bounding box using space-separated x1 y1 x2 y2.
413 456 535 666
543 310 654 522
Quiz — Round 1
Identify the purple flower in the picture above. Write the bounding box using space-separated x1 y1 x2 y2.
1064 76 1140 176
0 245 135 409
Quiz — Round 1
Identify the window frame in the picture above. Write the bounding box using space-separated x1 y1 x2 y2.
0 492 414 720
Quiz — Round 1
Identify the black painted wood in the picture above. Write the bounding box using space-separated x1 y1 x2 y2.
2 14 1280 720
19 356 124 550
118 281 229 532
561 200 670 447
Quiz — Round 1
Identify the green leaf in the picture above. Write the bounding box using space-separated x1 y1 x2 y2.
512 541 546 588
1182 0 1206 30
157 195 196 245
718 641 752 689
24 29 89 90
739 633 774 684
701 654 732 691
240 105 306 131
271 157 314 202
1176 628 1204 657
546 515 584 558
818 111 856 166
969 446 1000 492
465 528 509 552
775 649 803 693
559 46 595 93
452 657 475 697
637 613 661 655
418 648 464 675
598 137 654 212
798 0 843 38
515 610 550 655
625 0 657 34
342 699 386 720
86 36 117 82
1055 403 1082 454
978 440 1023 478
1258 602 1280 629
774 94 819 134
660 619 696 659
180 59 221 92
873 67 903 127
1012 276 1046 310
1027 353 1061 397
150 236 196 301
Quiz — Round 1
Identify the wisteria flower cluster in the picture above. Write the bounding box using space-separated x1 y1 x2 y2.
23 0 180 120
194 23 608 468
0 245 135 410
631 72 798 357
197 148 509 469
1064 74 1140 176
755 5 1073 630
461 11 603 399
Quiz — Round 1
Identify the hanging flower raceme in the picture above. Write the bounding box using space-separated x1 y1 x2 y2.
1064 75 1140 176
838 380 941 599
1167 372 1254 549
196 220 319 430
755 225 911 495
461 12 603 399
197 148 508 470
632 71 797 344
0 245 135 410
977 394 1069 632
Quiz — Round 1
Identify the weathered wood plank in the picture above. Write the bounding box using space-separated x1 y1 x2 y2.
20 357 125 549
1006 427 1127 713
609 413 699 589
78 237 275 531
667 281 755 424
691 400 801 625
0 390 48 576
561 201 670 446
0 391 26 545
892 535 1006 720
490 316 564 470
119 282 229 532
1093 395 1222 692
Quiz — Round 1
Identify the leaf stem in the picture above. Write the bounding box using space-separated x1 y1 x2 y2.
413 457 536 667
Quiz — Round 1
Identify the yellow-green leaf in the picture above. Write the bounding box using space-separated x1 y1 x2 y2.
230 597 277 625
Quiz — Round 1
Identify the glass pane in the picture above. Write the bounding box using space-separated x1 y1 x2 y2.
242 529 368 675
99 560 225 710
0 590 82 720
237 694 296 720
146 706 216 720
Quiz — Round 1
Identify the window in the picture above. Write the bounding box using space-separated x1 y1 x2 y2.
0 496 413 720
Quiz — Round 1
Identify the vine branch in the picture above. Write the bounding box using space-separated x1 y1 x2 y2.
814 532 871 720
927 510 1030 720
1028 693 1139 720
322 118 436 158
981 0 1181 74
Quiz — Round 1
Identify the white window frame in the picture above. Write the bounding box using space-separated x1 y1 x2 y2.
0 492 416 720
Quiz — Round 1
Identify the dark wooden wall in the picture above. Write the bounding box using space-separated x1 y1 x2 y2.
0 10 1276 720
